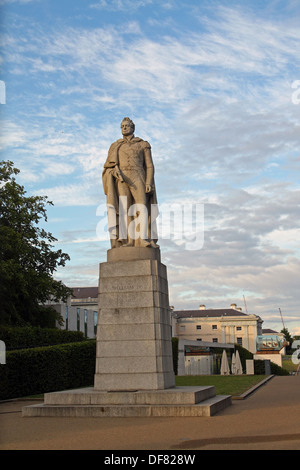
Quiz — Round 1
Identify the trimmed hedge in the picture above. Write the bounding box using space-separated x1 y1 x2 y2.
254 359 289 376
0 325 85 350
0 340 96 400
234 343 289 375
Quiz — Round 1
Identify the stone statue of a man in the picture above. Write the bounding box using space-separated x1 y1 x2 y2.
102 117 159 248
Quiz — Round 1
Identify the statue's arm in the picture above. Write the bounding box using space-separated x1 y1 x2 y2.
144 146 154 193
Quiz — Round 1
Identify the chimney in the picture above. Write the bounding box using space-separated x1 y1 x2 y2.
230 303 237 309
199 305 206 310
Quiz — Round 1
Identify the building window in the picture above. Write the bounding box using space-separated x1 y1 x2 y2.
196 325 201 330
237 326 242 331
84 309 88 337
77 308 80 331
65 306 68 331
93 311 98 336
180 325 185 331
197 338 202 341
212 325 217 330
237 337 243 346
213 338 218 343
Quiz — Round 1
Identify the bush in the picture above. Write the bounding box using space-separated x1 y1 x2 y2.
0 340 96 400
254 359 289 376
0 325 85 350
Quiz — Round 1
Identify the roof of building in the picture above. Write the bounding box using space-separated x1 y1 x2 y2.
173 309 250 318
262 328 279 334
72 287 98 299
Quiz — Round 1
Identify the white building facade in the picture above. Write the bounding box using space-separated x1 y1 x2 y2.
172 303 263 354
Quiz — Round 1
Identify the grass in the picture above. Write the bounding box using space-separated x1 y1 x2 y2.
175 375 268 396
282 356 298 374
24 376 269 400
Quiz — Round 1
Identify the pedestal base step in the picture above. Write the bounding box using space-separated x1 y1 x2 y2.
22 386 232 418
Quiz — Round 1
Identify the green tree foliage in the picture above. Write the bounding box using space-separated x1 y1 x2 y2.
280 327 293 354
0 160 72 326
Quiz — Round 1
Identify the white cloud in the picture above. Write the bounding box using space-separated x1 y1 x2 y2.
35 181 100 207
2 2 300 327
90 0 153 11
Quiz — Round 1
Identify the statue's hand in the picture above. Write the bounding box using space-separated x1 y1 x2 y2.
113 167 123 182
146 184 153 193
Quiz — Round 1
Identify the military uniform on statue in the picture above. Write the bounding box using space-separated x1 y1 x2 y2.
102 117 159 248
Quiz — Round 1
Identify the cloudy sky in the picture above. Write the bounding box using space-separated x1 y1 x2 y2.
1 0 300 335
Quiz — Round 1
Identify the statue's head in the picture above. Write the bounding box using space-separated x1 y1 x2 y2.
121 117 135 135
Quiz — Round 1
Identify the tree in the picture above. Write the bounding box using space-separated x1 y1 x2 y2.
0 160 73 326
280 327 293 354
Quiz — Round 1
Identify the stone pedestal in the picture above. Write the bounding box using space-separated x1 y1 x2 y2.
22 246 232 418
22 386 232 417
94 247 175 391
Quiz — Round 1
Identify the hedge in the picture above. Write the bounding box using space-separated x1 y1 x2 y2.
0 340 96 400
254 359 289 376
234 343 289 375
0 325 85 350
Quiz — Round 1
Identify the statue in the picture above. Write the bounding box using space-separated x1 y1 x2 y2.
102 117 159 249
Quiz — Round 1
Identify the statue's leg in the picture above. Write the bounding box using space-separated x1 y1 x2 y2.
130 179 150 247
117 180 134 246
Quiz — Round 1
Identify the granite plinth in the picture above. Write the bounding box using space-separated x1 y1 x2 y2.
107 246 161 263
22 386 232 417
94 248 175 391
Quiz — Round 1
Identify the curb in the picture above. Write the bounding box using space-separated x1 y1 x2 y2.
232 375 275 400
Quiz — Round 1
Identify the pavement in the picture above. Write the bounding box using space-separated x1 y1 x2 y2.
0 375 300 451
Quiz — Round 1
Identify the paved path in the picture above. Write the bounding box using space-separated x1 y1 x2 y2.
1 375 300 450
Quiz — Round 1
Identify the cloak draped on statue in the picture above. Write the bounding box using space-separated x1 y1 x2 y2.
102 137 158 244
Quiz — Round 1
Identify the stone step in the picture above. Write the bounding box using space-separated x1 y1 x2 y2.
22 394 232 418
43 386 216 406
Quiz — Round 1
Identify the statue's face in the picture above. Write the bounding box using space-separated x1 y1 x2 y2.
121 120 134 136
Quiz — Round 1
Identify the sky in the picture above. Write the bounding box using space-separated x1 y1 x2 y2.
1 0 300 335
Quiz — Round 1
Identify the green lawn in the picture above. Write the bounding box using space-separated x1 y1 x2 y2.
26 376 269 399
175 375 268 396
282 356 298 374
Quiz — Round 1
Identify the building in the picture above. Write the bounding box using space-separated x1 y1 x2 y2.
48 287 98 339
172 303 263 354
51 291 264 354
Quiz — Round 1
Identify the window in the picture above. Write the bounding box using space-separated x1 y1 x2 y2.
180 325 185 331
84 309 88 337
213 338 218 343
65 306 68 331
212 325 217 330
236 326 242 331
237 337 243 346
93 311 98 336
77 308 80 331
197 338 202 342
196 325 201 330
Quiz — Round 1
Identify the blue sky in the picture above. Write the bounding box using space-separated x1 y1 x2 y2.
1 0 300 335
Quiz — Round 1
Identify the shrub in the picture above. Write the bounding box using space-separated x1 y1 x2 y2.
0 325 85 350
0 340 96 400
254 359 289 375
